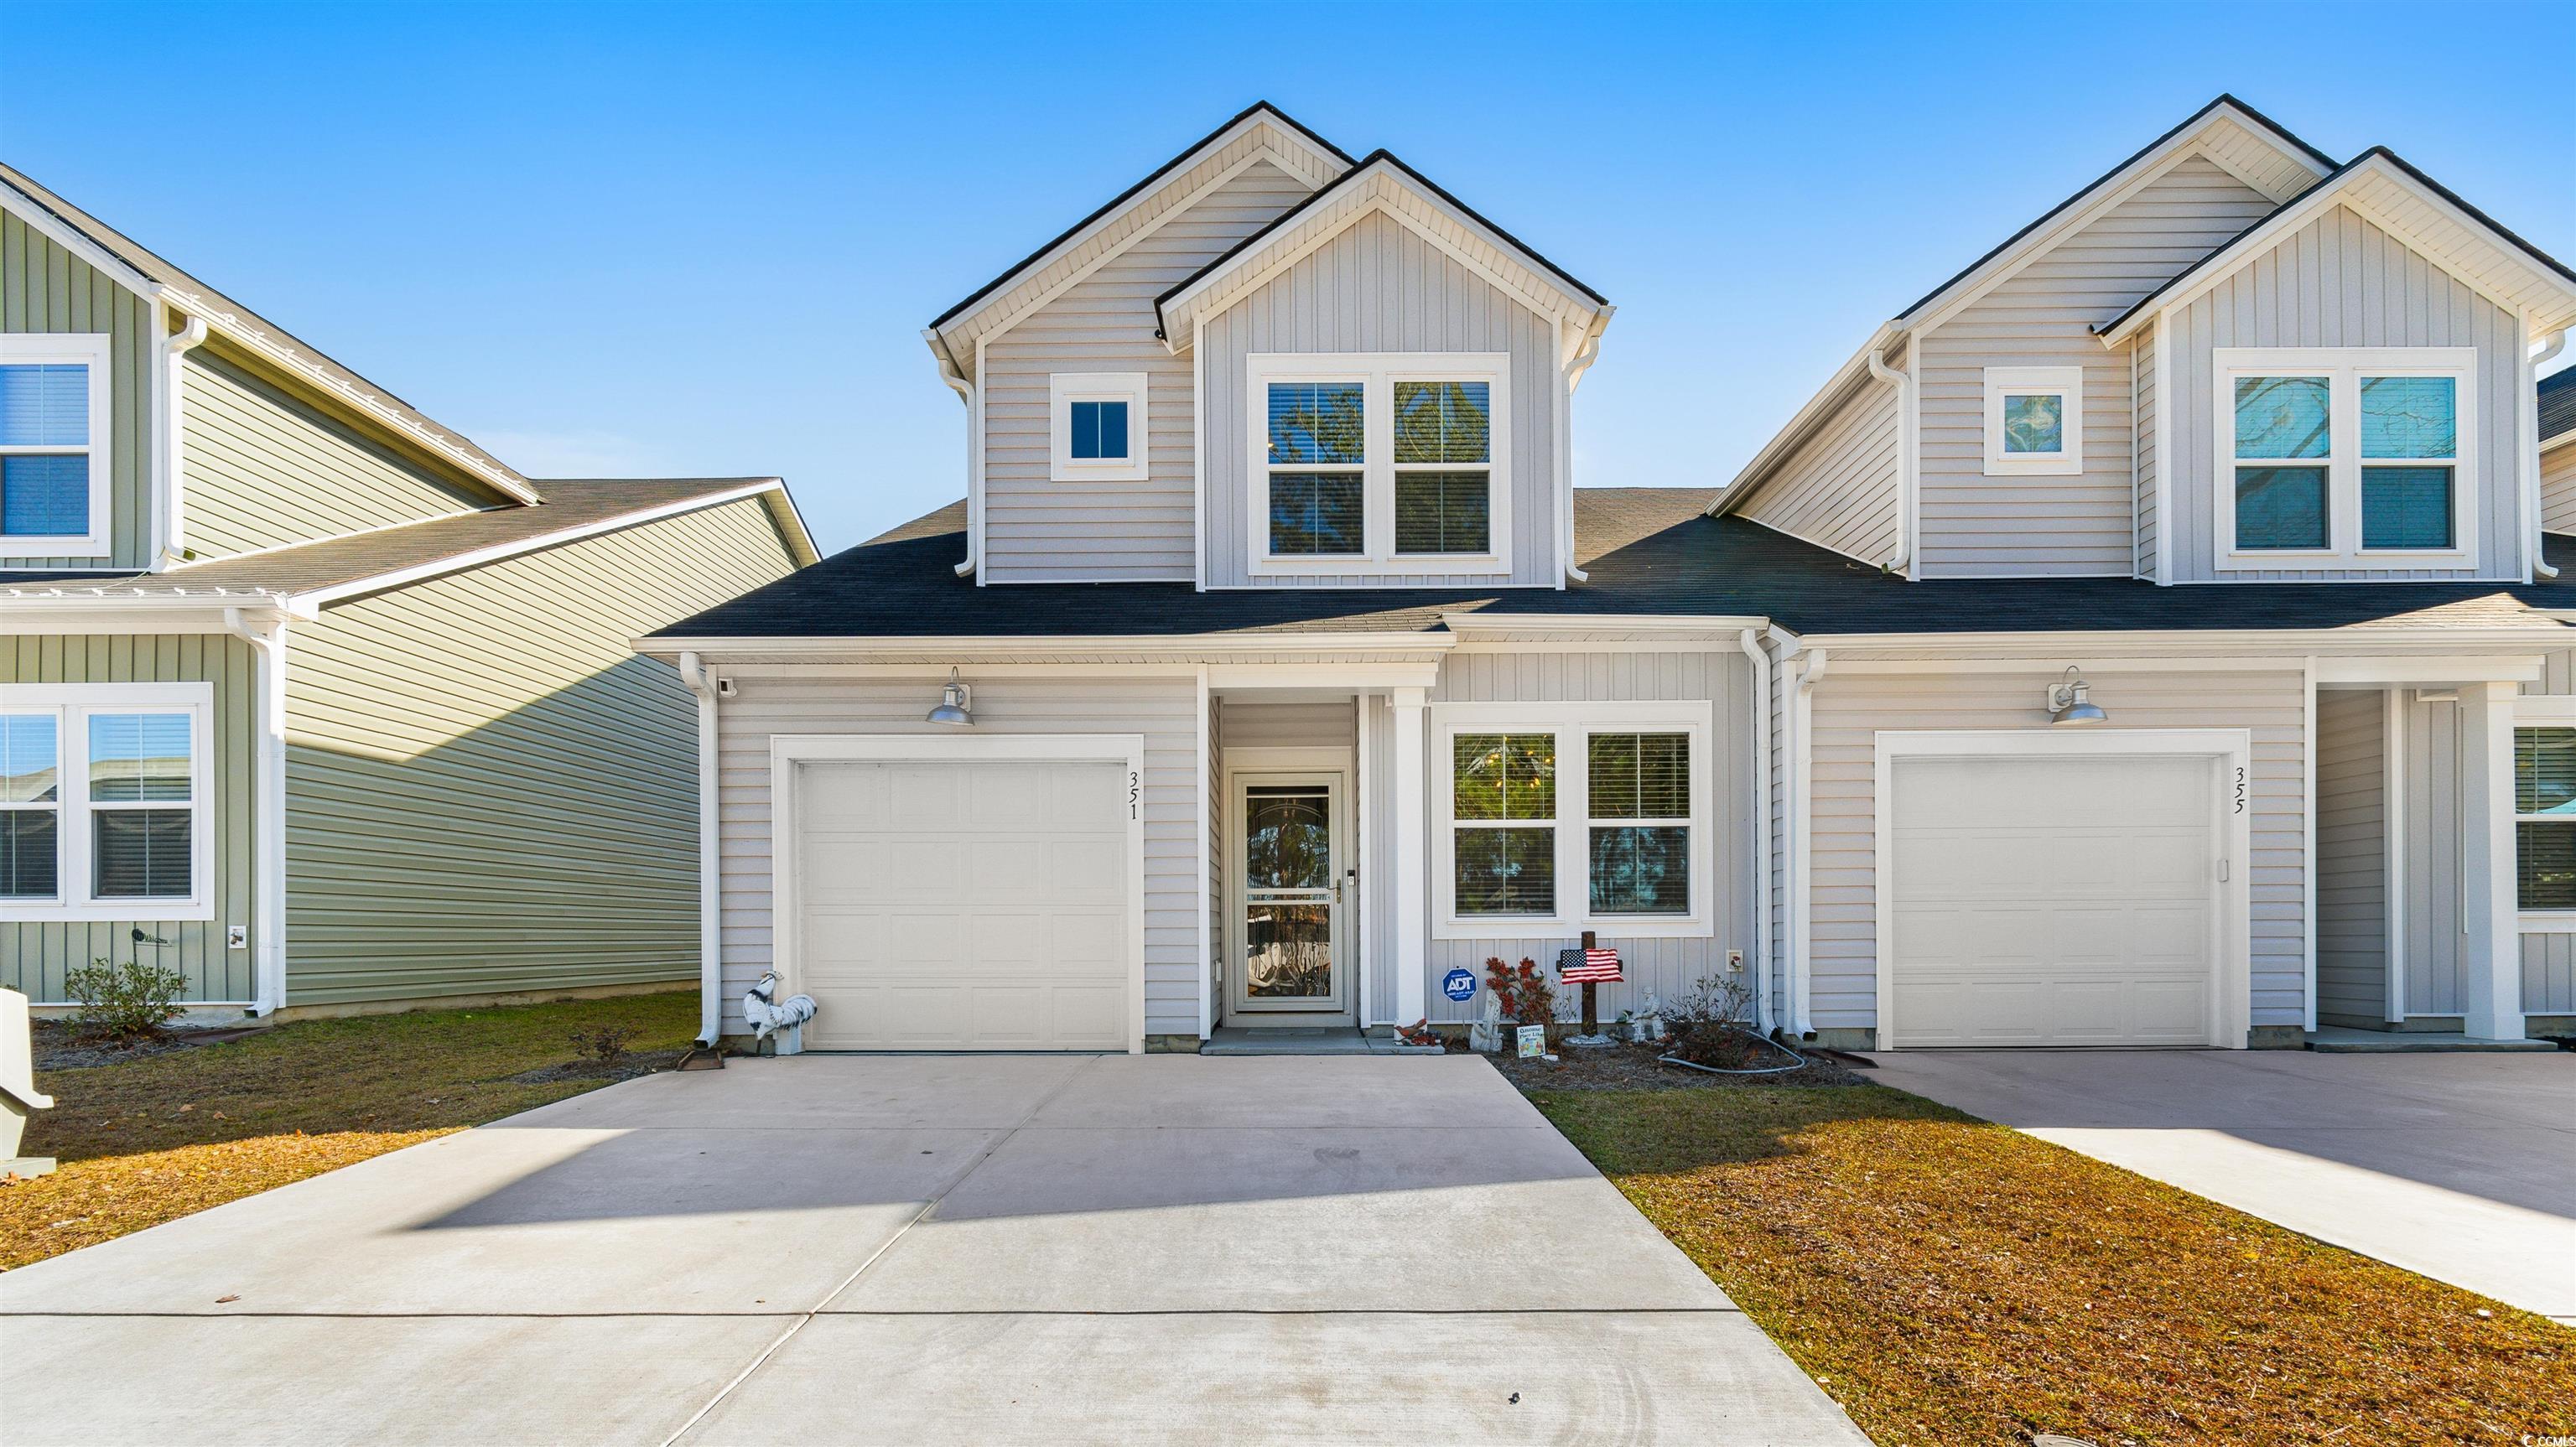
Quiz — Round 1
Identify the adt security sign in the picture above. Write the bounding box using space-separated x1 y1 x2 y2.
1441 967 1477 1002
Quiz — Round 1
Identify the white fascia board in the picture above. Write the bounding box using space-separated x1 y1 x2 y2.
1707 325 1897 516
285 480 793 616
1438 611 1770 635
1905 106 2331 336
1792 625 2576 654
0 600 288 635
2098 156 2576 345
0 184 160 294
633 630 1459 661
2544 428 2573 453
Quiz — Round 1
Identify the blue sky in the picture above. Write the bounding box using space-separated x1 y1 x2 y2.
4 2 2569 553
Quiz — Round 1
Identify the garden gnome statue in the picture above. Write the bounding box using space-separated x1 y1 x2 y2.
0 988 56 1179
1468 990 1504 1053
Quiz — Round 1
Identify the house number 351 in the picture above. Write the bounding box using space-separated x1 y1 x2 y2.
1130 770 1140 820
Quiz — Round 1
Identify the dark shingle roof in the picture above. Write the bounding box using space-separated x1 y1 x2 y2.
651 490 2576 642
2545 367 2576 443
1 480 780 599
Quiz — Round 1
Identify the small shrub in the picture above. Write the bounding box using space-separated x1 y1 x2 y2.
1666 969 1757 1032
1482 956 1558 1035
567 1023 643 1066
63 957 189 1042
1671 1021 1768 1070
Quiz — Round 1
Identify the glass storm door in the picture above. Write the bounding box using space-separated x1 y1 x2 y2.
1233 774 1347 1015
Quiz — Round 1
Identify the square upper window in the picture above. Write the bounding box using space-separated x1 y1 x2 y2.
1982 366 2083 475
0 333 113 557
1048 373 1148 481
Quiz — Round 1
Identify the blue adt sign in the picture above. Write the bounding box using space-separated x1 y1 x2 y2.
1441 967 1477 1002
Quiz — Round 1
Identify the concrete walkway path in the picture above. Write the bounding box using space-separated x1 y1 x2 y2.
1 1055 1865 1446
1864 1048 2576 1323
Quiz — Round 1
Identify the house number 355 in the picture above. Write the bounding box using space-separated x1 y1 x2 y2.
2232 766 2246 815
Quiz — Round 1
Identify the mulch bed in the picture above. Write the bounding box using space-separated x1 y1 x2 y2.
33 1022 266 1071
506 1049 688 1085
1485 1035 1866 1090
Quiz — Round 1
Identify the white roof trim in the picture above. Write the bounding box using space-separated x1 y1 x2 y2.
635 631 1461 660
1155 157 1608 346
2096 153 2576 345
927 108 1350 360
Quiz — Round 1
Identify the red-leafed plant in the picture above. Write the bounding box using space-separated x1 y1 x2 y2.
1482 956 1557 1032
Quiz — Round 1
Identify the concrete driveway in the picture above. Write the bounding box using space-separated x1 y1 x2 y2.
1864 1048 2576 1323
1 1054 1864 1446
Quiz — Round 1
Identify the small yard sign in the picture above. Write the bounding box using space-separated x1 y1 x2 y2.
1441 967 1477 1002
1515 1024 1546 1058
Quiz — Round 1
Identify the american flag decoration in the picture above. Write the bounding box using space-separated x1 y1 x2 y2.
1557 947 1623 983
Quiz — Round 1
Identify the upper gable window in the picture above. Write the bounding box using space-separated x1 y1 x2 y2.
1049 373 1148 482
0 332 113 557
2215 348 2474 568
1981 366 2083 476
1249 353 1507 574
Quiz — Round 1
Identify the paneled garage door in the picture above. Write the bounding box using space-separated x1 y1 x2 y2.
791 758 1131 1050
1888 754 2220 1047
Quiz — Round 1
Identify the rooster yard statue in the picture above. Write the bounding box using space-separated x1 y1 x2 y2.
743 972 818 1055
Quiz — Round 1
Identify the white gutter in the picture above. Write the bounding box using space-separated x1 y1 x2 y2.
1766 625 1826 1040
224 606 289 1016
2532 329 2568 579
925 329 979 580
675 651 724 1048
1737 628 1774 1031
1865 345 1916 575
158 315 210 567
1559 309 1613 584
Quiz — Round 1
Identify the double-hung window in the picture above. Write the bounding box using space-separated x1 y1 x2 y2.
1249 353 1508 573
0 332 113 557
2215 348 2475 568
2516 722 2576 915
0 685 212 921
1434 703 1712 936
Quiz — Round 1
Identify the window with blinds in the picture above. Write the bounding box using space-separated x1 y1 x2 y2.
1587 733 1689 915
2216 349 2472 566
2516 727 2576 911
1249 355 1506 571
0 337 109 551
1392 381 1489 554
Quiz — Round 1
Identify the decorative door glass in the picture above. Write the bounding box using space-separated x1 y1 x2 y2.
1243 783 1333 999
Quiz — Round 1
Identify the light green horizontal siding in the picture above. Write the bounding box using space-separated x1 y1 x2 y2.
2 210 156 569
0 634 260 1003
282 496 797 1005
180 349 493 558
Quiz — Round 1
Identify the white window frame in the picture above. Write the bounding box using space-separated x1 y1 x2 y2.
0 682 214 922
2212 346 2479 571
0 331 114 558
1431 701 1714 940
2511 694 2576 930
1982 365 2084 476
1048 372 1149 482
1247 351 1509 576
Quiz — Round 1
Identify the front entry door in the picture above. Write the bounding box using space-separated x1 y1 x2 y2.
1229 771 1350 1021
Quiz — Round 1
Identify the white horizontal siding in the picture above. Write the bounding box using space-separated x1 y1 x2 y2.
1918 155 2277 578
1739 378 1900 567
2542 440 2576 537
1202 209 1560 589
1805 667 2309 1035
2164 204 2526 581
981 160 1314 583
711 674 1202 1039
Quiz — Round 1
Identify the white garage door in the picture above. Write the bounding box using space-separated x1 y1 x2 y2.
1888 754 2219 1047
791 757 1131 1050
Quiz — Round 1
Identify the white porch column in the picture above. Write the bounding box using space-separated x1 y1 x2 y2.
2457 681 2527 1042
1392 687 1428 1027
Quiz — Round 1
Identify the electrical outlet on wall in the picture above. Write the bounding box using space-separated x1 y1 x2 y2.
1727 949 1744 968
226 925 247 951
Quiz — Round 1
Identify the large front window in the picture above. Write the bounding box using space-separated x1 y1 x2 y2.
2516 726 2576 912
0 332 112 556
1436 704 1711 936
1249 353 1507 572
1 686 210 920
2218 348 2473 566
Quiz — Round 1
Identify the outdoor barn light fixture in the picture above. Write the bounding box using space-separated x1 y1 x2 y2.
927 668 975 726
2046 666 2106 726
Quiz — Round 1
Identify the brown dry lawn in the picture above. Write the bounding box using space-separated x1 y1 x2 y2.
1526 1081 2575 1447
3 990 696 1270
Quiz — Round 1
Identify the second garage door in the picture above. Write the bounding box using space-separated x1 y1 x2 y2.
791 756 1132 1051
1887 753 2220 1047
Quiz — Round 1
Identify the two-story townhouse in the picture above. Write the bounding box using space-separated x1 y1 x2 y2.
1 164 817 1020
645 98 2576 1061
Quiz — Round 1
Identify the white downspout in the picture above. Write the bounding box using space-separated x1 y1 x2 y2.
1559 309 1613 584
676 651 724 1049
1737 628 1774 1032
1867 343 1915 576
1767 625 1826 1040
926 329 979 580
158 315 210 567
2532 329 2567 579
224 606 288 1016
